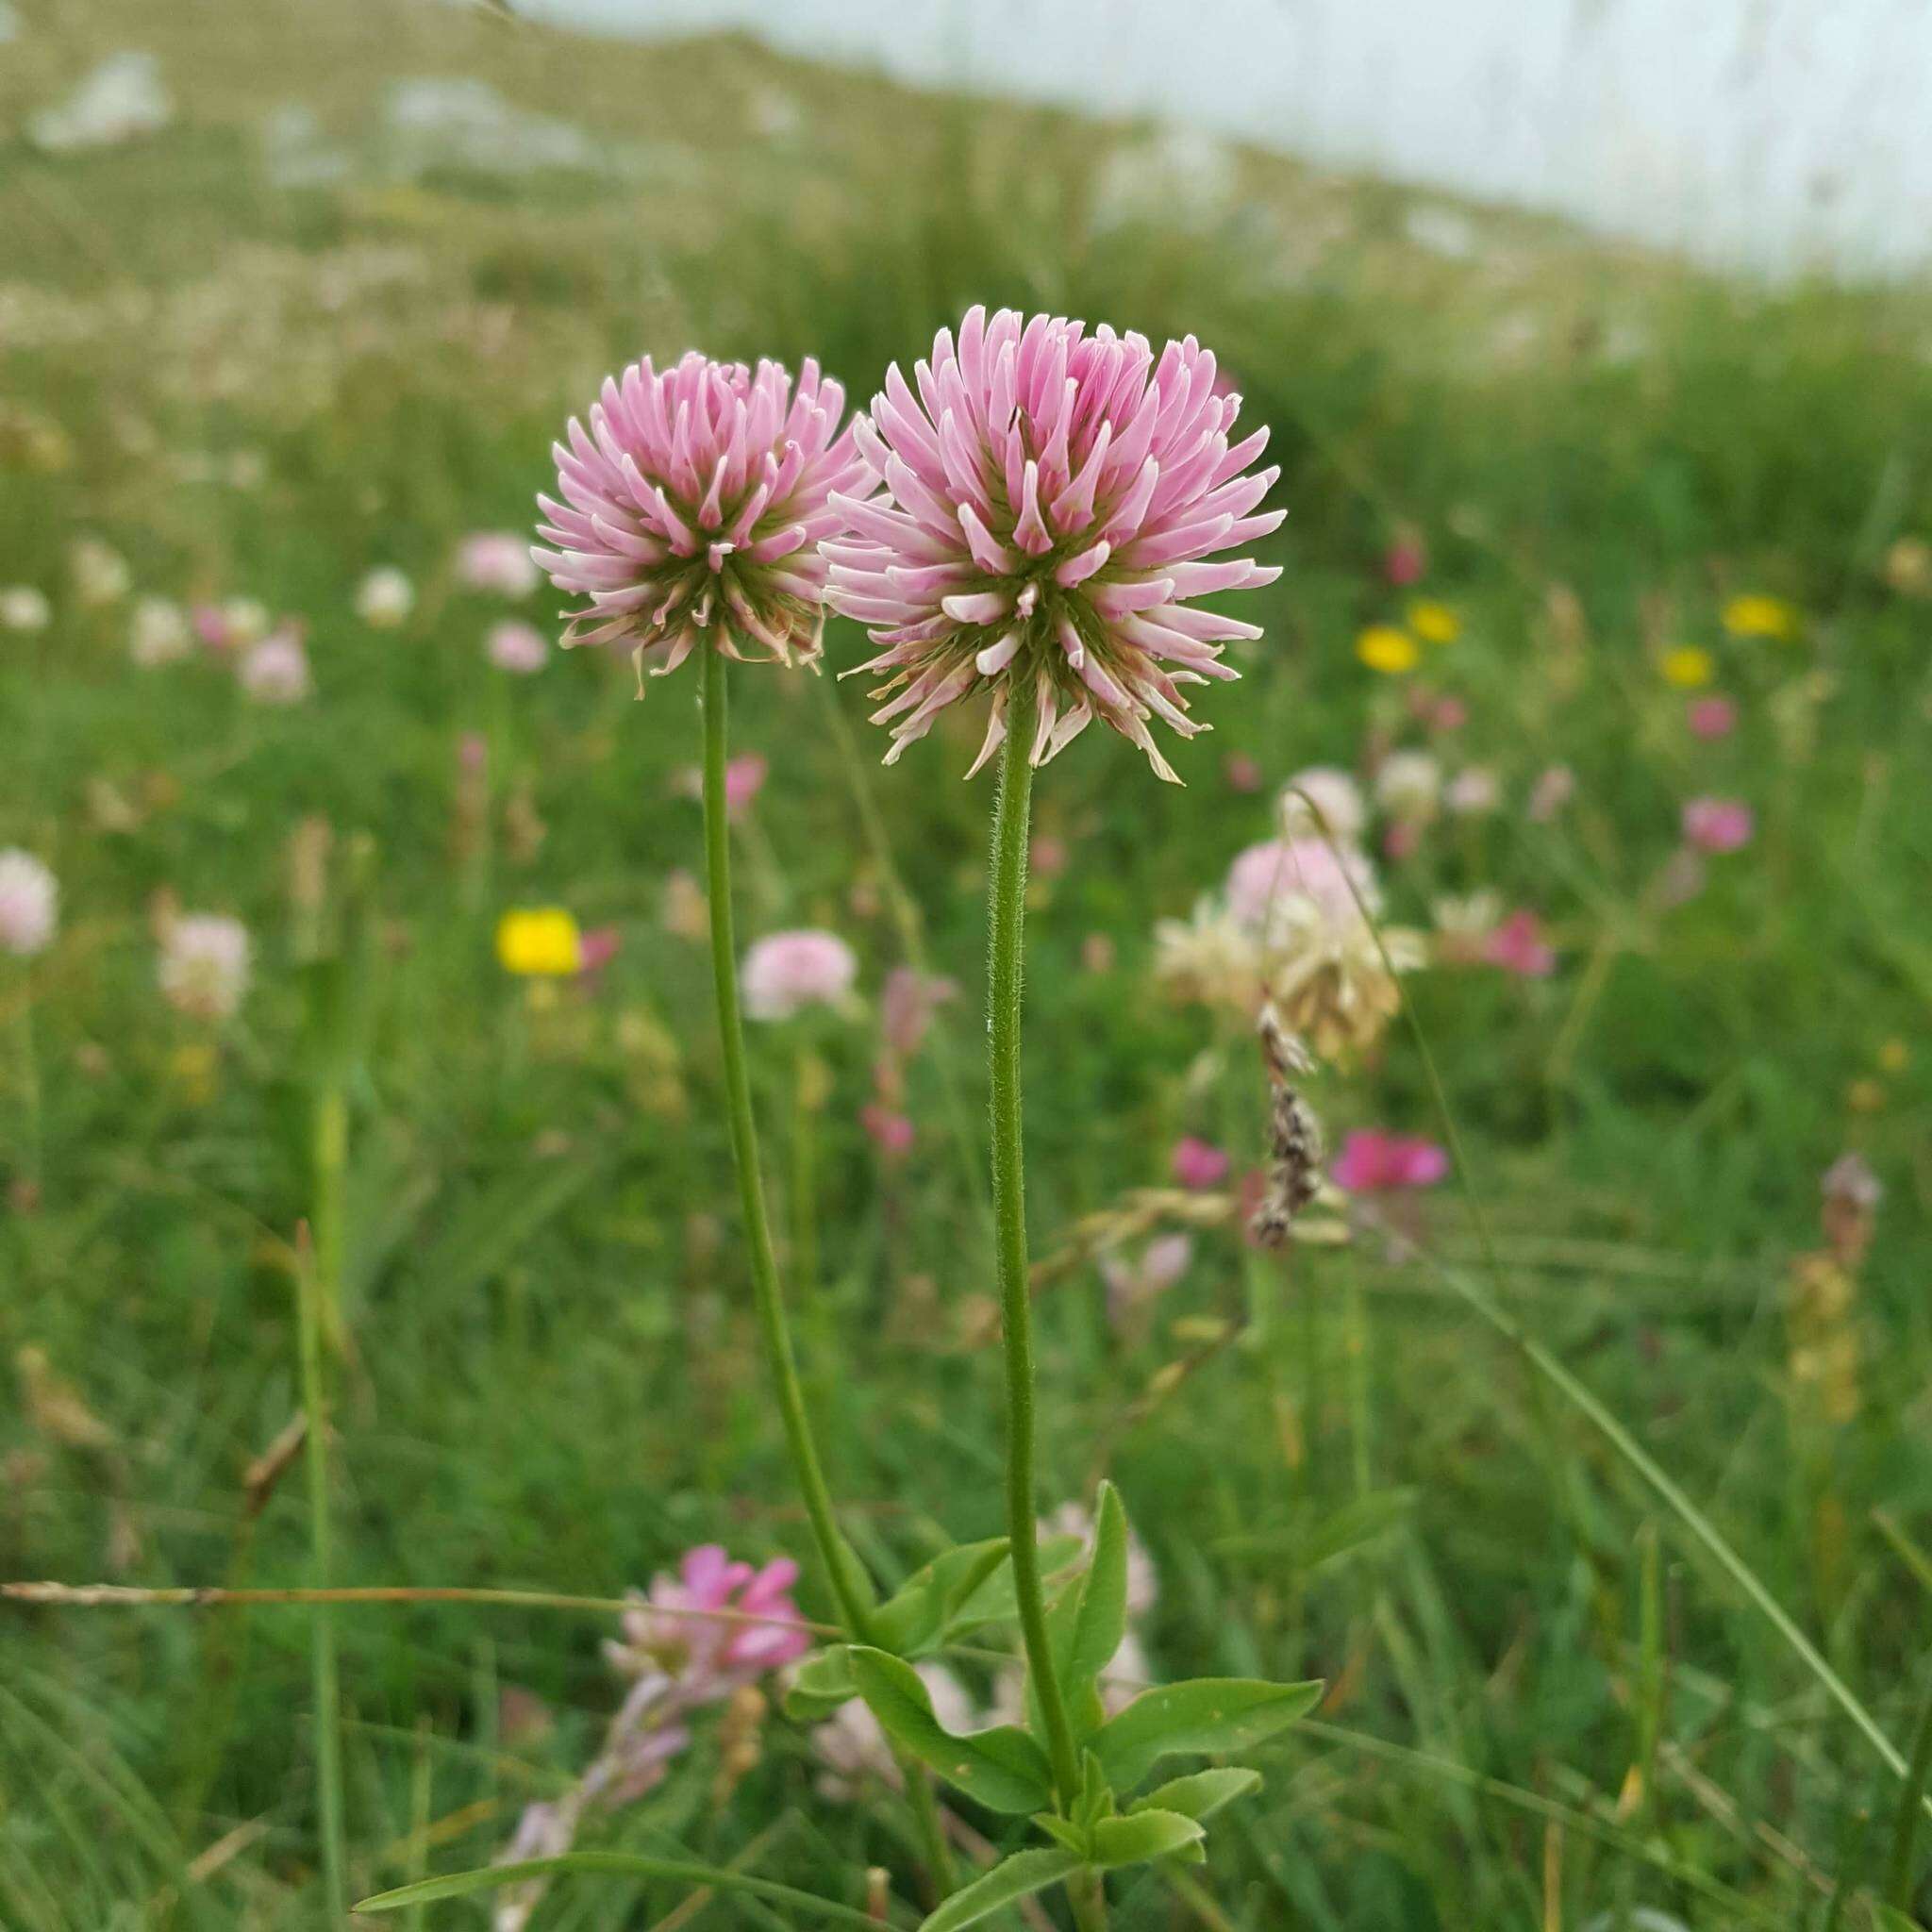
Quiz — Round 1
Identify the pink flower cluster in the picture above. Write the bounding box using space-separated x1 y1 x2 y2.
826 305 1282 780
1332 1129 1450 1193
536 354 872 675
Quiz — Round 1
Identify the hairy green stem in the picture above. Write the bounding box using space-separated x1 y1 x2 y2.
986 676 1083 1810
702 644 874 1637
700 649 955 1897
295 1191 347 1923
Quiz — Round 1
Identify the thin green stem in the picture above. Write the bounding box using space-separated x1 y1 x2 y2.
295 1209 346 1924
13 992 42 1196
1884 1665 1932 1907
701 644 874 1638
701 649 955 1896
986 675 1082 1811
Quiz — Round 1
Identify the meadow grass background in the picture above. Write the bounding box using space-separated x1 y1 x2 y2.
3 1 1932 1926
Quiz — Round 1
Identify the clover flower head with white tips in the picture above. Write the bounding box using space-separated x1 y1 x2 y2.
823 305 1284 781
534 351 874 682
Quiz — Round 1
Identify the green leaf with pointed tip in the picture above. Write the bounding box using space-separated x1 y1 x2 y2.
355 1853 881 1925
848 1647 1054 1813
917 1849 1086 1932
1032 1813 1089 1857
782 1645 858 1723
947 1533 1084 1635
1091 1677 1323 1793
1074 1750 1114 1830
1129 1767 1262 1822
873 1539 1013 1657
1088 1809 1208 1870
1066 1483 1130 1708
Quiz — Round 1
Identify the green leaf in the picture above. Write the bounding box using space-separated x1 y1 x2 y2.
1064 1483 1130 1718
947 1533 1084 1635
1091 1677 1323 1793
1130 1767 1262 1822
873 1539 1012 1656
1032 1813 1089 1856
848 1648 1054 1813
355 1852 880 1925
782 1645 858 1723
1088 1809 1208 1870
917 1849 1085 1932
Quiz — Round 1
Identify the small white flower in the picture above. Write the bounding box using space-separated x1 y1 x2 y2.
1374 749 1441 823
1 586 51 632
1278 766 1366 842
237 628 312 704
1444 766 1502 816
356 566 414 627
70 536 130 607
130 597 192 667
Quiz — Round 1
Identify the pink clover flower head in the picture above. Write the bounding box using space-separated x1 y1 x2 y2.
1171 1135 1230 1189
0 849 58 958
612 1545 810 1700
1332 1128 1450 1193
1682 795 1754 853
158 912 252 1021
723 751 767 816
1484 908 1557 977
457 529 541 599
1226 835 1379 929
487 620 549 675
1687 695 1737 741
825 305 1284 781
741 929 858 1021
535 352 871 676
1383 531 1426 585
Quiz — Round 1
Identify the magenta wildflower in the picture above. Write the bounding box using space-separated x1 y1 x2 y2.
1171 1136 1230 1189
1682 796 1754 853
860 1104 915 1159
1332 1129 1449 1192
534 352 872 677
609 1545 811 1699
1484 908 1557 978
824 305 1283 780
1382 532 1426 586
1687 695 1738 741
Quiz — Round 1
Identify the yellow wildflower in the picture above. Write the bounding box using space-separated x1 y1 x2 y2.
1660 645 1715 689
1406 599 1461 644
1356 625 1420 674
495 908 582 976
1722 593 1799 641
1877 1039 1908 1074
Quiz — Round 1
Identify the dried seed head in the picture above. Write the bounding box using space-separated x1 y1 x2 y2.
1251 1003 1325 1248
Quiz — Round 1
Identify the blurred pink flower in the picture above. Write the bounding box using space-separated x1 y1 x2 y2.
1484 908 1557 977
535 353 869 672
879 966 957 1059
724 752 767 815
458 731 489 774
1687 695 1738 741
575 926 621 978
741 929 857 1021
1682 796 1754 853
1656 847 1707 908
1030 833 1069 878
1100 1233 1193 1323
458 530 541 599
1332 1129 1449 1192
1382 821 1422 861
0 849 58 958
609 1545 811 1698
487 621 548 675
860 1104 915 1158
1081 932 1117 974
1526 764 1574 822
1171 1136 1230 1189
1223 751 1263 793
825 304 1283 780
1226 836 1378 928
1382 532 1426 586
237 627 311 704
1428 695 1468 733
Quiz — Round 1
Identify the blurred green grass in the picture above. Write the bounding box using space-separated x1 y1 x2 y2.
3 1 1931 1926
